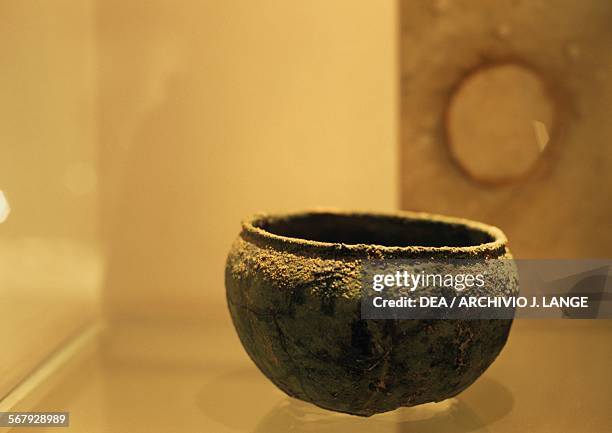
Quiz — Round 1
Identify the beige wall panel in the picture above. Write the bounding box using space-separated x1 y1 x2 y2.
98 1 398 318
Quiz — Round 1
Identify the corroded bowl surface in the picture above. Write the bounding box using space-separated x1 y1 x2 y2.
226 210 516 416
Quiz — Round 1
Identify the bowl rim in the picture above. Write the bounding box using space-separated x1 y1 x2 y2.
241 209 507 255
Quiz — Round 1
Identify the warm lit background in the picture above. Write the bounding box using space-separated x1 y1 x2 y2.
97 0 397 319
1 0 396 403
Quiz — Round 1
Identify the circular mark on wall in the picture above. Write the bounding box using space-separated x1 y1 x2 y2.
446 63 554 184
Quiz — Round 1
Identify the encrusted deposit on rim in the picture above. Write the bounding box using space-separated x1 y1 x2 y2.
240 209 508 257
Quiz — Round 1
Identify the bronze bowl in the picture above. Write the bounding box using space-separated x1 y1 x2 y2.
225 210 516 416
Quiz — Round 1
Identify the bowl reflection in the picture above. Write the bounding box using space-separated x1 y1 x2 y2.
198 368 513 433
253 376 513 433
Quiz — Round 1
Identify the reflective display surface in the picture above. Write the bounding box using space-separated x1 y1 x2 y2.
14 318 612 433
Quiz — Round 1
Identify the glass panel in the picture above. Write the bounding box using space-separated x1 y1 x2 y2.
0 0 101 400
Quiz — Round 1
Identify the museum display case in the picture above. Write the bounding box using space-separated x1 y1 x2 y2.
1 1 610 432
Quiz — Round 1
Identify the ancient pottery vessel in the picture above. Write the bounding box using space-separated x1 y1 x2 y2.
226 210 516 416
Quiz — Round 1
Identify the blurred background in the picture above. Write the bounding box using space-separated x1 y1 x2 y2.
1 1 611 432
97 0 396 320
